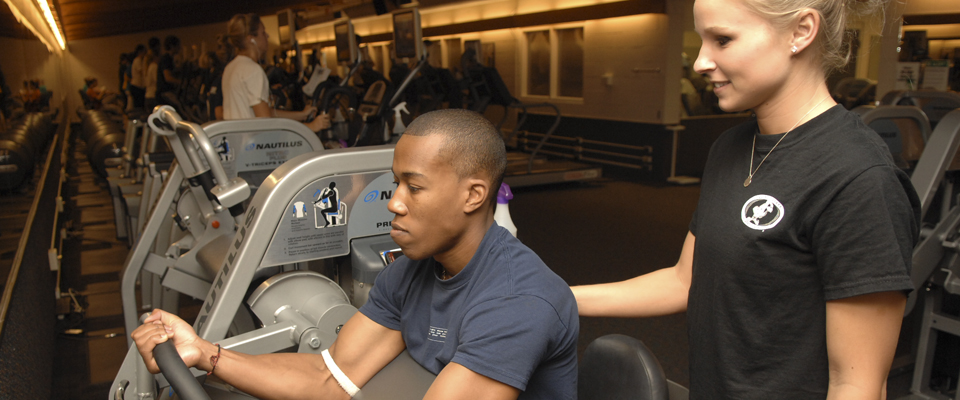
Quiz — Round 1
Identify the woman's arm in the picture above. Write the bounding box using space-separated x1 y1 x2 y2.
572 231 695 318
825 291 905 400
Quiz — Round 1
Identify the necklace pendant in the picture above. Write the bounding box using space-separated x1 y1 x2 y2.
744 175 752 187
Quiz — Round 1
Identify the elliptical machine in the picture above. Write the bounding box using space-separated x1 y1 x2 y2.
119 106 326 340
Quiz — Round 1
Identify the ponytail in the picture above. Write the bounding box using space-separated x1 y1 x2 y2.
222 13 263 62
742 0 885 75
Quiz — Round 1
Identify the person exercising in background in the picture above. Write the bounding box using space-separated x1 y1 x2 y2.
129 45 147 109
219 13 329 132
157 35 182 105
132 109 579 399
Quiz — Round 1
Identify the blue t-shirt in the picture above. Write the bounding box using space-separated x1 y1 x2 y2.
359 223 579 399
157 54 176 95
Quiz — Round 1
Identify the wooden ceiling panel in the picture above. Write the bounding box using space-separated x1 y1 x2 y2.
56 0 328 41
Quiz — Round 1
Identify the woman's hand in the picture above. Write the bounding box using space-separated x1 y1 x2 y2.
131 309 207 374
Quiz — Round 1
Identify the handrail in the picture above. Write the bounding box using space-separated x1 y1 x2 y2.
0 109 65 336
52 108 73 298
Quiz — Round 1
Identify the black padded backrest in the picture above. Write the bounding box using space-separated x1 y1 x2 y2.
480 67 518 107
579 334 669 400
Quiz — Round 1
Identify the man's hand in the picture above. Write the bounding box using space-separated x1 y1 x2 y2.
131 309 207 374
307 112 331 132
301 106 318 121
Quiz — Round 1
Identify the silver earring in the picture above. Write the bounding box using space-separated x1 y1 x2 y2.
791 45 798 53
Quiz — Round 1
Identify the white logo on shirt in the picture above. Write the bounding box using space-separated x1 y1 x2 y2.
741 194 784 231
428 326 447 343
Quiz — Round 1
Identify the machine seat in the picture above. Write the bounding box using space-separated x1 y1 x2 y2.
857 105 931 170
196 233 233 280
578 334 669 400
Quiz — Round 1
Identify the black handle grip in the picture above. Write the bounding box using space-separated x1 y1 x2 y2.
153 341 212 400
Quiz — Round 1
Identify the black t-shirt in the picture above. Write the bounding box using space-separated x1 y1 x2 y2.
157 54 176 95
687 105 918 399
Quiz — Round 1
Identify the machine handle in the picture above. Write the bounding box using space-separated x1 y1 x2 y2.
147 106 249 209
149 106 230 188
113 379 128 400
154 341 212 400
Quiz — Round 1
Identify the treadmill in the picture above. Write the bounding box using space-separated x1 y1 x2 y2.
462 61 602 188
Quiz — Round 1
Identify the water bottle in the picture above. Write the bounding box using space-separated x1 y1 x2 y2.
494 182 517 237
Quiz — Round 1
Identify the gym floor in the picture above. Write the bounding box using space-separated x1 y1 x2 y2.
50 160 916 398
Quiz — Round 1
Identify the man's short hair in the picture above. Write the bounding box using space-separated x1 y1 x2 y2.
404 109 507 203
164 35 181 52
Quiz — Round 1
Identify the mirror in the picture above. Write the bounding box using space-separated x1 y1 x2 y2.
0 4 65 131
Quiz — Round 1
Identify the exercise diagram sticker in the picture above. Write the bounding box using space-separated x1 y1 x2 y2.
314 182 347 228
741 194 784 231
216 137 233 162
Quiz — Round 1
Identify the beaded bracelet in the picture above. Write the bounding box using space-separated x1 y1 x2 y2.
207 344 221 376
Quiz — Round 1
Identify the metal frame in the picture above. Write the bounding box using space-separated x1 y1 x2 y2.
902 110 960 400
111 145 445 400
120 114 325 341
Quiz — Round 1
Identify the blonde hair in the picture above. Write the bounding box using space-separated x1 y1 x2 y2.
219 13 263 61
741 0 884 74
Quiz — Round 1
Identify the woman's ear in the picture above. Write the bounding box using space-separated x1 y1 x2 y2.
791 8 820 54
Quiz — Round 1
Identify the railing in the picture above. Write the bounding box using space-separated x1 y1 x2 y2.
0 103 68 400
0 110 67 334
515 130 654 171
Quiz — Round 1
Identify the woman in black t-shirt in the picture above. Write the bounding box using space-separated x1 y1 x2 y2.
572 1 917 399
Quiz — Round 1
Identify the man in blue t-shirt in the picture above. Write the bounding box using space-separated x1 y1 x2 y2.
157 35 181 104
132 109 579 399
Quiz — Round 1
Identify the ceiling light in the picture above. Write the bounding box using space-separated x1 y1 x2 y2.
36 0 65 50
2 0 64 54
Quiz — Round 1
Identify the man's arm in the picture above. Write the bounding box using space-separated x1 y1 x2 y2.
133 309 405 400
572 231 694 317
249 101 330 131
162 69 182 86
825 291 906 400
424 363 520 400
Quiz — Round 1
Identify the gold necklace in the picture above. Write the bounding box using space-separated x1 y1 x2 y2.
744 95 830 187
438 265 451 280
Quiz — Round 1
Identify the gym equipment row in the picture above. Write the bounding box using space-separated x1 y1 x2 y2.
78 109 127 178
0 110 59 191
462 58 602 188
312 11 601 188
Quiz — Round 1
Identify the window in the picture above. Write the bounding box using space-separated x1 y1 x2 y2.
526 30 551 96
557 28 584 98
523 27 584 99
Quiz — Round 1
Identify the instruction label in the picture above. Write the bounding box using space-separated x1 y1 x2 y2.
262 171 396 267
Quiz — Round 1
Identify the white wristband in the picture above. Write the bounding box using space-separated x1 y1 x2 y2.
322 349 360 397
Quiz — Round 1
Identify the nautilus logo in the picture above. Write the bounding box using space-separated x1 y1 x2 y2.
245 141 304 151
363 189 393 203
740 194 784 231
